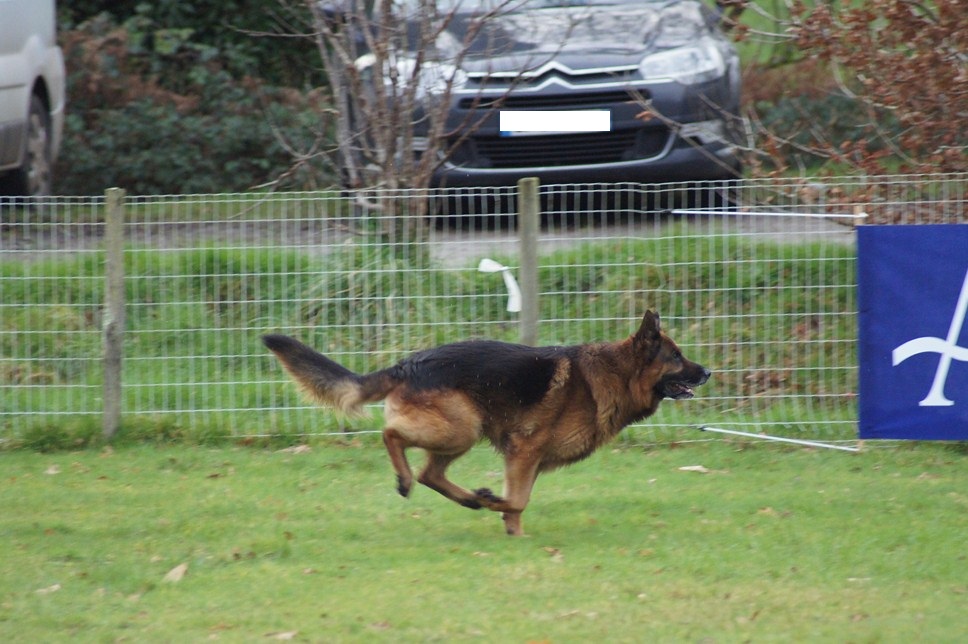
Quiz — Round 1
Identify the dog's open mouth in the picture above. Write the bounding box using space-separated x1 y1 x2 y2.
662 382 695 400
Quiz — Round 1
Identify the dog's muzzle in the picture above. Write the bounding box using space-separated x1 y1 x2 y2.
661 366 711 400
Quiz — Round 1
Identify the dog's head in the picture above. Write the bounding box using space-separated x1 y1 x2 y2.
632 310 711 400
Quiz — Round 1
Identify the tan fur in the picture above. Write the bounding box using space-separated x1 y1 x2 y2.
298 377 366 417
271 349 370 417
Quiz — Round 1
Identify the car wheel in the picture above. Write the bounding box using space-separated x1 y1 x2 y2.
1 95 53 197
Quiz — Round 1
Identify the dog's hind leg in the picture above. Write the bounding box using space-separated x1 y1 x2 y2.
383 390 483 502
383 428 414 498
418 451 488 510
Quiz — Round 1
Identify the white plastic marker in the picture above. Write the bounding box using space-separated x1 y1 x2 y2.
478 258 522 312
699 426 860 452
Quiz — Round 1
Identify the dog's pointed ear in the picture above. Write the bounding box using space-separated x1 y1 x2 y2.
633 310 661 351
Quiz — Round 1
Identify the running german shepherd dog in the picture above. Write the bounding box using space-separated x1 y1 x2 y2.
263 310 709 536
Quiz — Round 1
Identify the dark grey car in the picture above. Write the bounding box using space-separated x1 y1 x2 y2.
347 0 742 189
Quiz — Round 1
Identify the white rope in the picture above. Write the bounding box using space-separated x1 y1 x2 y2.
698 426 861 452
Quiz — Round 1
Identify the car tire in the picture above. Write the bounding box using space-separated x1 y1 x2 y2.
0 95 53 197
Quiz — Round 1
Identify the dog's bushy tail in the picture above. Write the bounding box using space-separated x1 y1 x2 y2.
262 335 394 416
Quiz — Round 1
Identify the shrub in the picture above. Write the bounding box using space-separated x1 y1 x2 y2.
56 14 332 195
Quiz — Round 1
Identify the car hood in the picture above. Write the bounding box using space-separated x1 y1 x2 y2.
438 2 711 74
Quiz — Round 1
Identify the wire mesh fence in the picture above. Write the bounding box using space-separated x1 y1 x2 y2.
1 174 965 446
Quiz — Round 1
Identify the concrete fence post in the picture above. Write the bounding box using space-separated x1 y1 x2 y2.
517 177 539 346
102 187 126 440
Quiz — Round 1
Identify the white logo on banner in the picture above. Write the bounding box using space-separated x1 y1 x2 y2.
892 268 968 406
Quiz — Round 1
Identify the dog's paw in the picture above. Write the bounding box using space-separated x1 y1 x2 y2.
474 487 504 504
396 475 412 498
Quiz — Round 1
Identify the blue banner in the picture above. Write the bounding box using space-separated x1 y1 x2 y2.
858 225 968 440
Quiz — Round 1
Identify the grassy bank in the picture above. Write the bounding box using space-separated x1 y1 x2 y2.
1 223 856 448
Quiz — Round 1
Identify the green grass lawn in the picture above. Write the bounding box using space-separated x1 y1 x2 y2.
2 440 965 641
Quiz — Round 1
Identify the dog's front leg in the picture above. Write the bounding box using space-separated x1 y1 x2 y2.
497 454 541 536
502 511 525 536
463 442 541 535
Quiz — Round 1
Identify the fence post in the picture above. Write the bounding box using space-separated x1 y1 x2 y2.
102 188 126 440
517 177 539 346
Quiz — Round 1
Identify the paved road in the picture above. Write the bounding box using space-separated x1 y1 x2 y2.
1 210 857 266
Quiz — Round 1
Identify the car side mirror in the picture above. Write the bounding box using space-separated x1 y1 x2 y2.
315 1 370 51
707 1 742 33
317 1 350 28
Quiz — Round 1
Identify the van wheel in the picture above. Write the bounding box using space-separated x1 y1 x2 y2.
1 95 53 197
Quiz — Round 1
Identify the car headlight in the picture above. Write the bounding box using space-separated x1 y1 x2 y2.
355 54 467 99
395 58 467 100
418 62 467 98
638 41 726 85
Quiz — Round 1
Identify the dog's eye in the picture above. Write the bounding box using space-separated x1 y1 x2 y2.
673 350 683 362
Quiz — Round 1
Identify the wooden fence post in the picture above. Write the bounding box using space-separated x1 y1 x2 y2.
517 177 539 346
102 188 126 440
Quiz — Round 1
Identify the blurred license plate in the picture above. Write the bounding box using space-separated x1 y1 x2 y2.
499 110 611 136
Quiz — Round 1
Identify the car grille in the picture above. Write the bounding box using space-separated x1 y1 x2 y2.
457 89 644 110
450 127 671 169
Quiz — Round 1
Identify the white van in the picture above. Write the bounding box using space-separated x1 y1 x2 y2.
0 0 65 196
